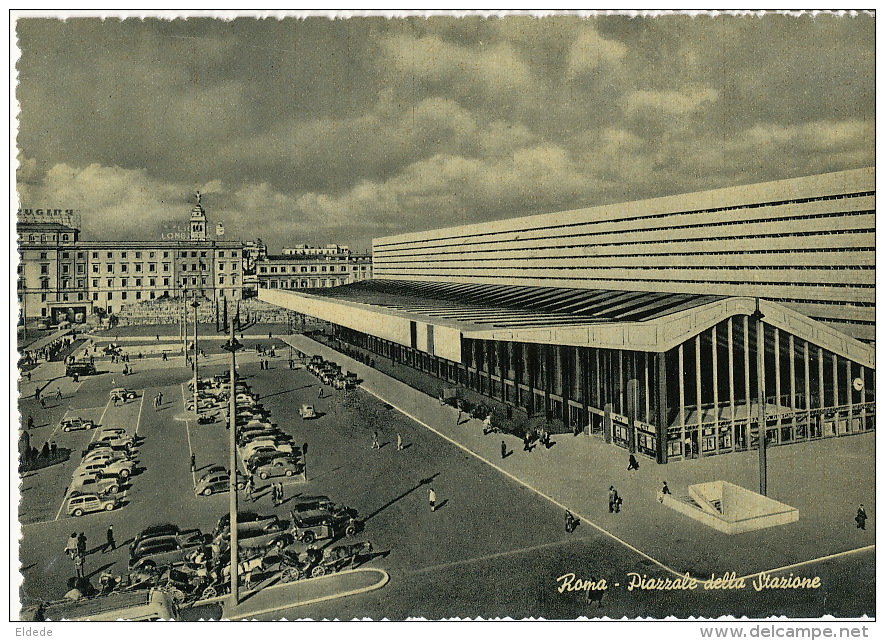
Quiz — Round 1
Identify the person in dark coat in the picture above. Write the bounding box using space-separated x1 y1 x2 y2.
49 441 57 459
501 440 507 459
855 504 868 530
77 532 87 557
609 486 621 513
104 525 116 552
565 510 578 533
661 481 671 495
39 442 50 460
627 454 640 471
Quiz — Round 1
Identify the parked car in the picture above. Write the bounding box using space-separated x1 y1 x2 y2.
68 473 120 497
241 437 293 456
95 427 130 440
298 404 316 419
110 388 138 401
93 433 136 449
129 523 182 554
254 457 302 480
236 428 280 446
213 514 292 551
289 509 364 545
75 458 136 479
289 495 338 515
83 441 133 458
213 512 280 538
194 471 230 496
246 450 299 474
81 450 133 467
60 417 95 432
129 532 206 570
67 493 119 517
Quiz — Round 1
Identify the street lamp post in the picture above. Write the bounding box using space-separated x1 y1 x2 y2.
222 323 243 605
191 296 200 416
752 300 767 496
182 286 188 359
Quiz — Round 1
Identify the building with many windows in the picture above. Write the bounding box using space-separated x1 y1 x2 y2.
260 167 875 464
257 246 372 291
17 199 246 323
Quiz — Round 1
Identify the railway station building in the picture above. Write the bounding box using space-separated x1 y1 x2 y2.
260 167 875 464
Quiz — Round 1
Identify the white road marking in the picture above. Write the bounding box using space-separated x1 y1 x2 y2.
135 390 145 438
405 537 598 577
360 387 685 580
736 544 876 583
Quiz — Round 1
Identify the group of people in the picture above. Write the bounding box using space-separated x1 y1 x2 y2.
152 391 164 409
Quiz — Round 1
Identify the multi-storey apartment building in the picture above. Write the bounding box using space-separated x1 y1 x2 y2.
17 198 246 323
257 246 372 291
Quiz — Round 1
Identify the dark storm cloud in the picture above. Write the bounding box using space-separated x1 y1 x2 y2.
15 13 874 251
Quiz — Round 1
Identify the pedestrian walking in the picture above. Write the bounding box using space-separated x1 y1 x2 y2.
627 454 640 471
26 371 31 382
318 386 324 398
77 532 87 557
161 352 168 362
397 433 403 451
276 482 284 506
104 525 116 552
501 440 507 459
56 387 63 401
26 415 34 430
608 486 621 513
74 552 85 578
158 391 163 405
190 453 196 473
39 396 46 409
65 533 78 560
245 476 254 502
34 388 40 401
855 504 868 530
50 441 57 459
429 487 437 512
156 334 161 342
371 431 380 449
661 481 671 495
456 408 463 425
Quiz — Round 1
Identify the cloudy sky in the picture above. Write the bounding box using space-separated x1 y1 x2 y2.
15 13 874 252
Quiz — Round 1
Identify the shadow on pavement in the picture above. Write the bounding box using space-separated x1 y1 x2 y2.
365 473 440 521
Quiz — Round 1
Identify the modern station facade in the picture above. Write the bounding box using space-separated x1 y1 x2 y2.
260 167 875 464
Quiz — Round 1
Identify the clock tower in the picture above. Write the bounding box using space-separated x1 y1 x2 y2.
190 191 208 241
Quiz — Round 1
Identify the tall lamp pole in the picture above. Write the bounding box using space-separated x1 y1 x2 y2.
222 323 243 605
191 296 200 416
752 300 767 496
182 285 188 359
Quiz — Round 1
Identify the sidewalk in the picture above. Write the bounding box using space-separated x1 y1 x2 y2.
282 334 875 581
217 569 389 620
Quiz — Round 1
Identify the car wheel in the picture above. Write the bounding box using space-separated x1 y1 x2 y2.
73 509 83 517
345 524 358 537
63 426 71 432
260 472 269 480
202 487 213 496
86 424 93 429
120 469 130 479
107 486 119 494
302 531 316 544
311 565 326 578
140 560 156 569
285 470 294 477
201 586 217 599
105 503 115 511
171 588 186 604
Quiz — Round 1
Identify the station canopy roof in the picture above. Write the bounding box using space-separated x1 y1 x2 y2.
274 279 874 368
315 279 725 328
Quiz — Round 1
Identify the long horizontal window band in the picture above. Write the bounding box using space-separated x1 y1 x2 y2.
373 227 875 259
375 246 875 263
812 317 876 326
377 262 874 271
375 272 876 288
374 215 874 257
767 298 875 308
374 195 875 250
